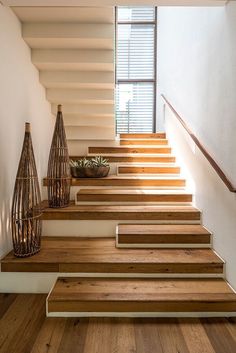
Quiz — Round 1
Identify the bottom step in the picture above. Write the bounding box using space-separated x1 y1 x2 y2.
47 277 236 317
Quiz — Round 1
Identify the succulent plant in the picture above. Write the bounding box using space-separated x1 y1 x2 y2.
91 156 109 167
70 156 109 169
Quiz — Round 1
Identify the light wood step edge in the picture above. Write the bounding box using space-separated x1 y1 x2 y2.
120 139 168 146
43 176 186 187
41 202 200 221
120 133 166 139
1 237 223 274
47 277 236 316
70 156 176 163
117 166 180 174
116 224 211 248
76 189 192 203
88 147 172 154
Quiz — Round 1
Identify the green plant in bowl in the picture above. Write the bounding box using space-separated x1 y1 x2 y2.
70 156 110 178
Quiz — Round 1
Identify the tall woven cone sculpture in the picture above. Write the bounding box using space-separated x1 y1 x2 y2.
12 123 42 257
47 105 71 208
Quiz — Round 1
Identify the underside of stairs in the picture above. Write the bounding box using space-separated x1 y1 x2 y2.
2 133 236 317
12 6 116 144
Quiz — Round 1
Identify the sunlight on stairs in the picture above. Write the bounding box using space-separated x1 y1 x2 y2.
2 133 236 317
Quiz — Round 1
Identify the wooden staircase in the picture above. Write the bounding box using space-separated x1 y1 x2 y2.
2 133 236 317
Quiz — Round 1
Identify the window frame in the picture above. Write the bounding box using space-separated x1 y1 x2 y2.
115 6 158 133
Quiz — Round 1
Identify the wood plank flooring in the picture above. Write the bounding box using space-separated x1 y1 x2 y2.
1 294 236 353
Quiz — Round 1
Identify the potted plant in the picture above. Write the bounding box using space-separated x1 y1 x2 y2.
70 156 110 178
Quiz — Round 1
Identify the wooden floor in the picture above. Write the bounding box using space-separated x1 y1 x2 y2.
1 294 236 353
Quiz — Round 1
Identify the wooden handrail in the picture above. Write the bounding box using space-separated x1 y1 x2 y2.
161 94 236 193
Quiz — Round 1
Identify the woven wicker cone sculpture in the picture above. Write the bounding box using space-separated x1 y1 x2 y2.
47 105 71 208
12 123 42 257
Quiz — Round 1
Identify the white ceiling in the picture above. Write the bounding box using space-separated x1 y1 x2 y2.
1 0 228 7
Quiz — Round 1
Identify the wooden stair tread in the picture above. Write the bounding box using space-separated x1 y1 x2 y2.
120 133 166 139
41 201 200 220
77 189 191 195
120 139 168 145
43 175 186 187
76 189 192 203
117 224 211 246
71 175 185 180
118 224 210 235
118 165 180 174
47 277 236 313
49 277 233 298
1 237 223 274
88 146 172 154
70 155 176 163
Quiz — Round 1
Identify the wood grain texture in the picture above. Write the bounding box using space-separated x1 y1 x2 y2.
179 318 215 353
76 189 192 203
0 294 17 319
154 318 190 353
117 224 211 245
201 318 236 353
1 237 223 274
120 133 166 139
40 202 199 221
47 277 236 314
88 146 171 154
43 175 186 187
118 165 180 174
120 139 168 145
70 155 176 163
0 294 46 353
0 294 236 353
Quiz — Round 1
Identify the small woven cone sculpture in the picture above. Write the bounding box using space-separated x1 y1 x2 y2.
47 105 71 208
11 123 42 257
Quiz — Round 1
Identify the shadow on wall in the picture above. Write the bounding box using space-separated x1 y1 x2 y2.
165 103 236 291
0 174 12 259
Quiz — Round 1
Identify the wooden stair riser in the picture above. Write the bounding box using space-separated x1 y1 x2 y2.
120 139 168 146
117 166 180 175
88 147 171 154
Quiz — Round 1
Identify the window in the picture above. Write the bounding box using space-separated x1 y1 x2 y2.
116 7 157 134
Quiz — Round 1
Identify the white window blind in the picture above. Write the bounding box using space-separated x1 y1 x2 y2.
116 7 157 134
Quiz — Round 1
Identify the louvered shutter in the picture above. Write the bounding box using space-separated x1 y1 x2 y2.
116 7 156 134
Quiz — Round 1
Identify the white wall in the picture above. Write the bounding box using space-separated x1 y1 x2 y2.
157 2 236 288
0 6 54 260
157 2 236 184
165 105 236 290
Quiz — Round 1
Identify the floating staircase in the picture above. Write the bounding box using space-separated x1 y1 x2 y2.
2 133 236 317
